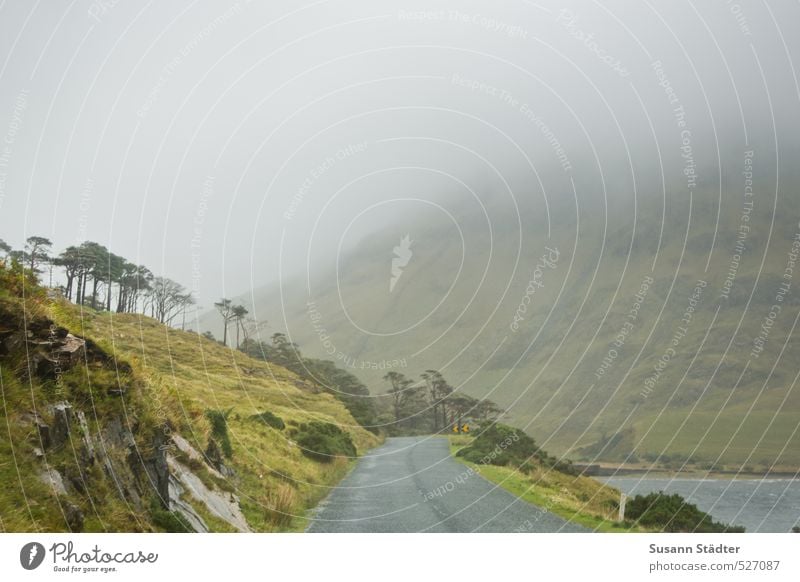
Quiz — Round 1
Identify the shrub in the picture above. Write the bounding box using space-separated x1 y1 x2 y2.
457 423 576 475
205 409 233 458
626 492 745 532
293 421 356 463
251 410 285 430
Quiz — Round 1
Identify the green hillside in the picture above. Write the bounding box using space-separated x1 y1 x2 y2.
0 261 379 532
233 171 800 471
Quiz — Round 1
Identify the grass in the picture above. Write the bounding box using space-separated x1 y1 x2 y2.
0 288 380 532
449 436 646 532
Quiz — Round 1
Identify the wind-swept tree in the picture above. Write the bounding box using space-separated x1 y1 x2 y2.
421 370 452 431
24 236 52 275
214 298 235 346
232 304 248 349
150 276 191 323
384 371 414 424
0 238 11 259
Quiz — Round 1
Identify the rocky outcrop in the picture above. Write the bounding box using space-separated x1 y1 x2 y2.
51 403 72 449
168 456 250 532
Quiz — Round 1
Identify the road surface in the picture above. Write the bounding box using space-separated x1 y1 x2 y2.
305 436 588 532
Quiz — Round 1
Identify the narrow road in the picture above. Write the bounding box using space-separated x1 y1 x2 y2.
306 436 588 532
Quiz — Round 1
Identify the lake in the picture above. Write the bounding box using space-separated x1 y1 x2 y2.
600 476 800 533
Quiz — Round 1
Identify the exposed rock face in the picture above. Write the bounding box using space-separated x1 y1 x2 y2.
141 432 171 508
167 475 208 533
204 438 235 478
51 403 73 449
168 456 250 532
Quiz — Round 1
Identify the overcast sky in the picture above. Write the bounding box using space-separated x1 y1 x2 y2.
1 0 798 311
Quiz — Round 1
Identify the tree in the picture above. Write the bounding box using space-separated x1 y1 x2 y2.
150 277 191 323
214 298 235 346
0 238 11 258
421 370 452 431
54 246 83 301
384 371 413 424
24 236 52 275
231 304 248 349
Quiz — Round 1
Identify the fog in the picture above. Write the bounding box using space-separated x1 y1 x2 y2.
1 0 798 313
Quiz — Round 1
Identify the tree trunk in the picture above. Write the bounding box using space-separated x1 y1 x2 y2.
91 278 98 309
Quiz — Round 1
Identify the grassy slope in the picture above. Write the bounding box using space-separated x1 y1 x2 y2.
1 290 379 532
448 435 644 532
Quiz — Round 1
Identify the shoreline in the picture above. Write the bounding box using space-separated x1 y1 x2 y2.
576 463 799 480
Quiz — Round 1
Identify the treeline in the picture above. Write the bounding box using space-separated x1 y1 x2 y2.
240 333 378 433
382 370 501 435
0 236 194 325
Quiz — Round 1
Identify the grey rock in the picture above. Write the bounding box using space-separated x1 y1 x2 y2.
75 410 94 465
64 501 84 532
39 467 68 495
51 403 72 449
168 456 250 532
168 475 208 533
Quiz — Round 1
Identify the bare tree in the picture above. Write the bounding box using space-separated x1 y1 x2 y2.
150 276 191 324
214 298 234 346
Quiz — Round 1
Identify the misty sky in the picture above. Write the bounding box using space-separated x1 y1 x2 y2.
1 0 798 313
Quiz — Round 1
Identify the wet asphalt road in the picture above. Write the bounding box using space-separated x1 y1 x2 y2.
306 436 588 532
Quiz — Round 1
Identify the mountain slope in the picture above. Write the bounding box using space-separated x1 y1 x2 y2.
234 167 800 470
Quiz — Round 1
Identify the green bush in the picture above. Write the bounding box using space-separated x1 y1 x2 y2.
251 410 285 430
205 409 233 458
457 423 576 474
626 492 745 532
293 421 356 463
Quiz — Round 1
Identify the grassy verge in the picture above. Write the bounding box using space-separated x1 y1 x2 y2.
449 436 646 532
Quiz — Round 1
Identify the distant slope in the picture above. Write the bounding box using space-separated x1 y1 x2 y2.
230 164 800 470
0 264 379 532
